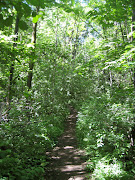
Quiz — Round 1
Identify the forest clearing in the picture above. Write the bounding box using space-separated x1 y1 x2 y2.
0 0 135 179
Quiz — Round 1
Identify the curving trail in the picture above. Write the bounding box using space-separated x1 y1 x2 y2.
45 108 90 180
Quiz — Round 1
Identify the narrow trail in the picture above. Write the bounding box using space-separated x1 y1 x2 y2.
45 108 90 180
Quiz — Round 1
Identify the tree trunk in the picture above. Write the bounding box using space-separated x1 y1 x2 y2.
131 6 135 146
120 23 124 41
72 19 79 60
7 14 19 104
27 7 39 89
132 9 135 89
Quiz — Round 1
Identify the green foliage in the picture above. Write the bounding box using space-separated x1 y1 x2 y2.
0 97 69 179
33 15 42 23
4 16 14 27
26 0 45 8
92 158 132 180
22 3 32 18
19 20 28 30
0 0 135 179
76 93 134 178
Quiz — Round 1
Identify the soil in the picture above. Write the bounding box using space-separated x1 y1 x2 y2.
45 108 91 180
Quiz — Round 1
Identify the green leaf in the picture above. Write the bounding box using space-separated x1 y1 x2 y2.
22 3 31 17
33 15 39 23
4 16 13 27
64 7 73 13
16 58 21 64
19 20 28 30
26 0 39 6
32 15 42 23
71 0 75 6
26 0 45 8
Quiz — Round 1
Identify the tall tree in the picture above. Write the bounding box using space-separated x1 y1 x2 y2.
131 1 135 146
27 7 39 89
8 14 19 104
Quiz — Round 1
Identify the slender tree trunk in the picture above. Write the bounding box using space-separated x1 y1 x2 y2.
131 7 135 146
7 14 19 104
132 9 135 89
26 7 39 121
109 71 113 87
72 18 79 60
55 8 58 48
27 7 39 89
120 23 125 41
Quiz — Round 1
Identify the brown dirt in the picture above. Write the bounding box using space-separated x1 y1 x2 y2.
45 108 91 180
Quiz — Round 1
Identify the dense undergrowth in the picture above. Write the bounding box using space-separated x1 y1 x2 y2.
1 1 135 179
76 92 135 180
0 95 69 180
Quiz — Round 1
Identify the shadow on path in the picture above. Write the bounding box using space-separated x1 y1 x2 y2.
45 108 91 180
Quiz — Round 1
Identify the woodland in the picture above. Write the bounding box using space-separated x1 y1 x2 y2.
0 0 135 179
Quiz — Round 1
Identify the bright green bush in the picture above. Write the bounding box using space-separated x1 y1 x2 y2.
0 96 69 179
92 158 132 180
76 94 134 179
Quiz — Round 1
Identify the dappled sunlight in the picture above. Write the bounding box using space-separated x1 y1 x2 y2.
92 158 127 179
45 109 90 179
64 146 74 149
60 165 85 172
0 0 134 179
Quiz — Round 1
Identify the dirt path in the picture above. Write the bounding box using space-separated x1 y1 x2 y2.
45 108 90 180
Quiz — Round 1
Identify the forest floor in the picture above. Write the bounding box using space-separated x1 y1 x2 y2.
45 108 91 180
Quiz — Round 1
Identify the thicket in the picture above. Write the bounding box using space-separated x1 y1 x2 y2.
0 0 135 179
75 3 135 178
0 38 70 179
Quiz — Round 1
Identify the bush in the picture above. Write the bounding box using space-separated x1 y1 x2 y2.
92 158 133 180
76 94 134 179
0 98 69 179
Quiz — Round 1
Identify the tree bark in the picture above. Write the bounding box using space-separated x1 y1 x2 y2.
120 23 125 41
132 9 135 89
7 14 19 104
72 19 79 60
131 6 135 146
27 7 39 89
